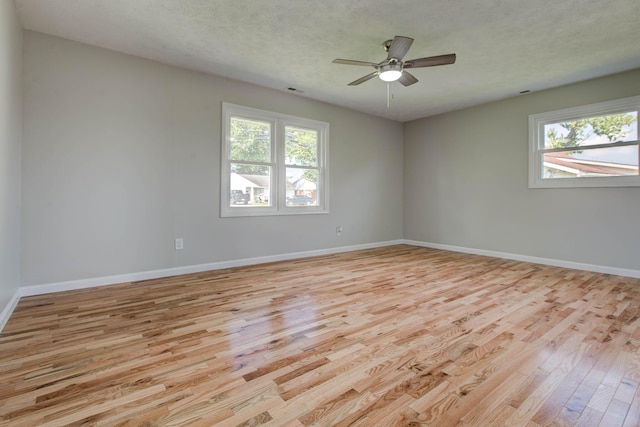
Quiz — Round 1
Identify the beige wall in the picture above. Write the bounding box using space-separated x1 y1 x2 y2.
21 31 404 286
0 1 22 312
404 69 640 271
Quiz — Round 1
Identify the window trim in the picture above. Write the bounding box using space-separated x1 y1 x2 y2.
221 103 329 217
528 95 640 189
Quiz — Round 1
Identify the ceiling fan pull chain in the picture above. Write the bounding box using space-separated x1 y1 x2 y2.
387 82 390 109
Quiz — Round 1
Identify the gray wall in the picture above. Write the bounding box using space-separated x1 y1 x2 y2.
0 2 22 311
17 29 640 291
404 69 640 271
21 32 404 286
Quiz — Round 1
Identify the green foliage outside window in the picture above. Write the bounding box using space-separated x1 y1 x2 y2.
230 117 271 174
545 113 636 149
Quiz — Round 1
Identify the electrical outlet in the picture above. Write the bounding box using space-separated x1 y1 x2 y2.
336 226 343 236
175 238 184 251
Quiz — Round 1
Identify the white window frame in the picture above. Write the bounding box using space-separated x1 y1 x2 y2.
528 95 640 188
221 103 329 217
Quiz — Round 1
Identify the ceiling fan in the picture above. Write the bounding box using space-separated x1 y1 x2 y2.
333 36 456 86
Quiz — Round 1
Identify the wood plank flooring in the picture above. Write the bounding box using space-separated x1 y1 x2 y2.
1 245 640 426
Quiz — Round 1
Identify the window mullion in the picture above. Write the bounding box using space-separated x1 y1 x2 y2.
232 160 274 167
540 139 639 154
275 119 285 210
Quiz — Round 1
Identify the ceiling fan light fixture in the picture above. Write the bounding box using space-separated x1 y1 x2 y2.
378 63 402 82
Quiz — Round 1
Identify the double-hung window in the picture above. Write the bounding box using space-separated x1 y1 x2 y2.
529 95 639 188
221 103 329 217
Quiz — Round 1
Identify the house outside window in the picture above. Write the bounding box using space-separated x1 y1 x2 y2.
528 95 639 188
221 103 329 217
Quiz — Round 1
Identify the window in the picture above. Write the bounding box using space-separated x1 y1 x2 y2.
529 95 639 188
221 103 329 217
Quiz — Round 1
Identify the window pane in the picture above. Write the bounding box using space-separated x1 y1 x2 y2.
230 117 271 162
544 111 638 149
286 167 318 206
230 164 271 207
543 145 639 179
285 126 318 166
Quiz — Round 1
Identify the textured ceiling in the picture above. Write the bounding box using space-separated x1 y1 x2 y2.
14 0 640 122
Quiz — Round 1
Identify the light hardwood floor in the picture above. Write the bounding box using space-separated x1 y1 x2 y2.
1 245 640 426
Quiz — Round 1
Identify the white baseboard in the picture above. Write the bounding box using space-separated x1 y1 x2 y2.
2 240 402 332
0 288 23 332
19 240 405 298
3 238 638 333
403 239 640 279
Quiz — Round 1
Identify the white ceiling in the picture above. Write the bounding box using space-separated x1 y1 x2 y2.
14 0 640 122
